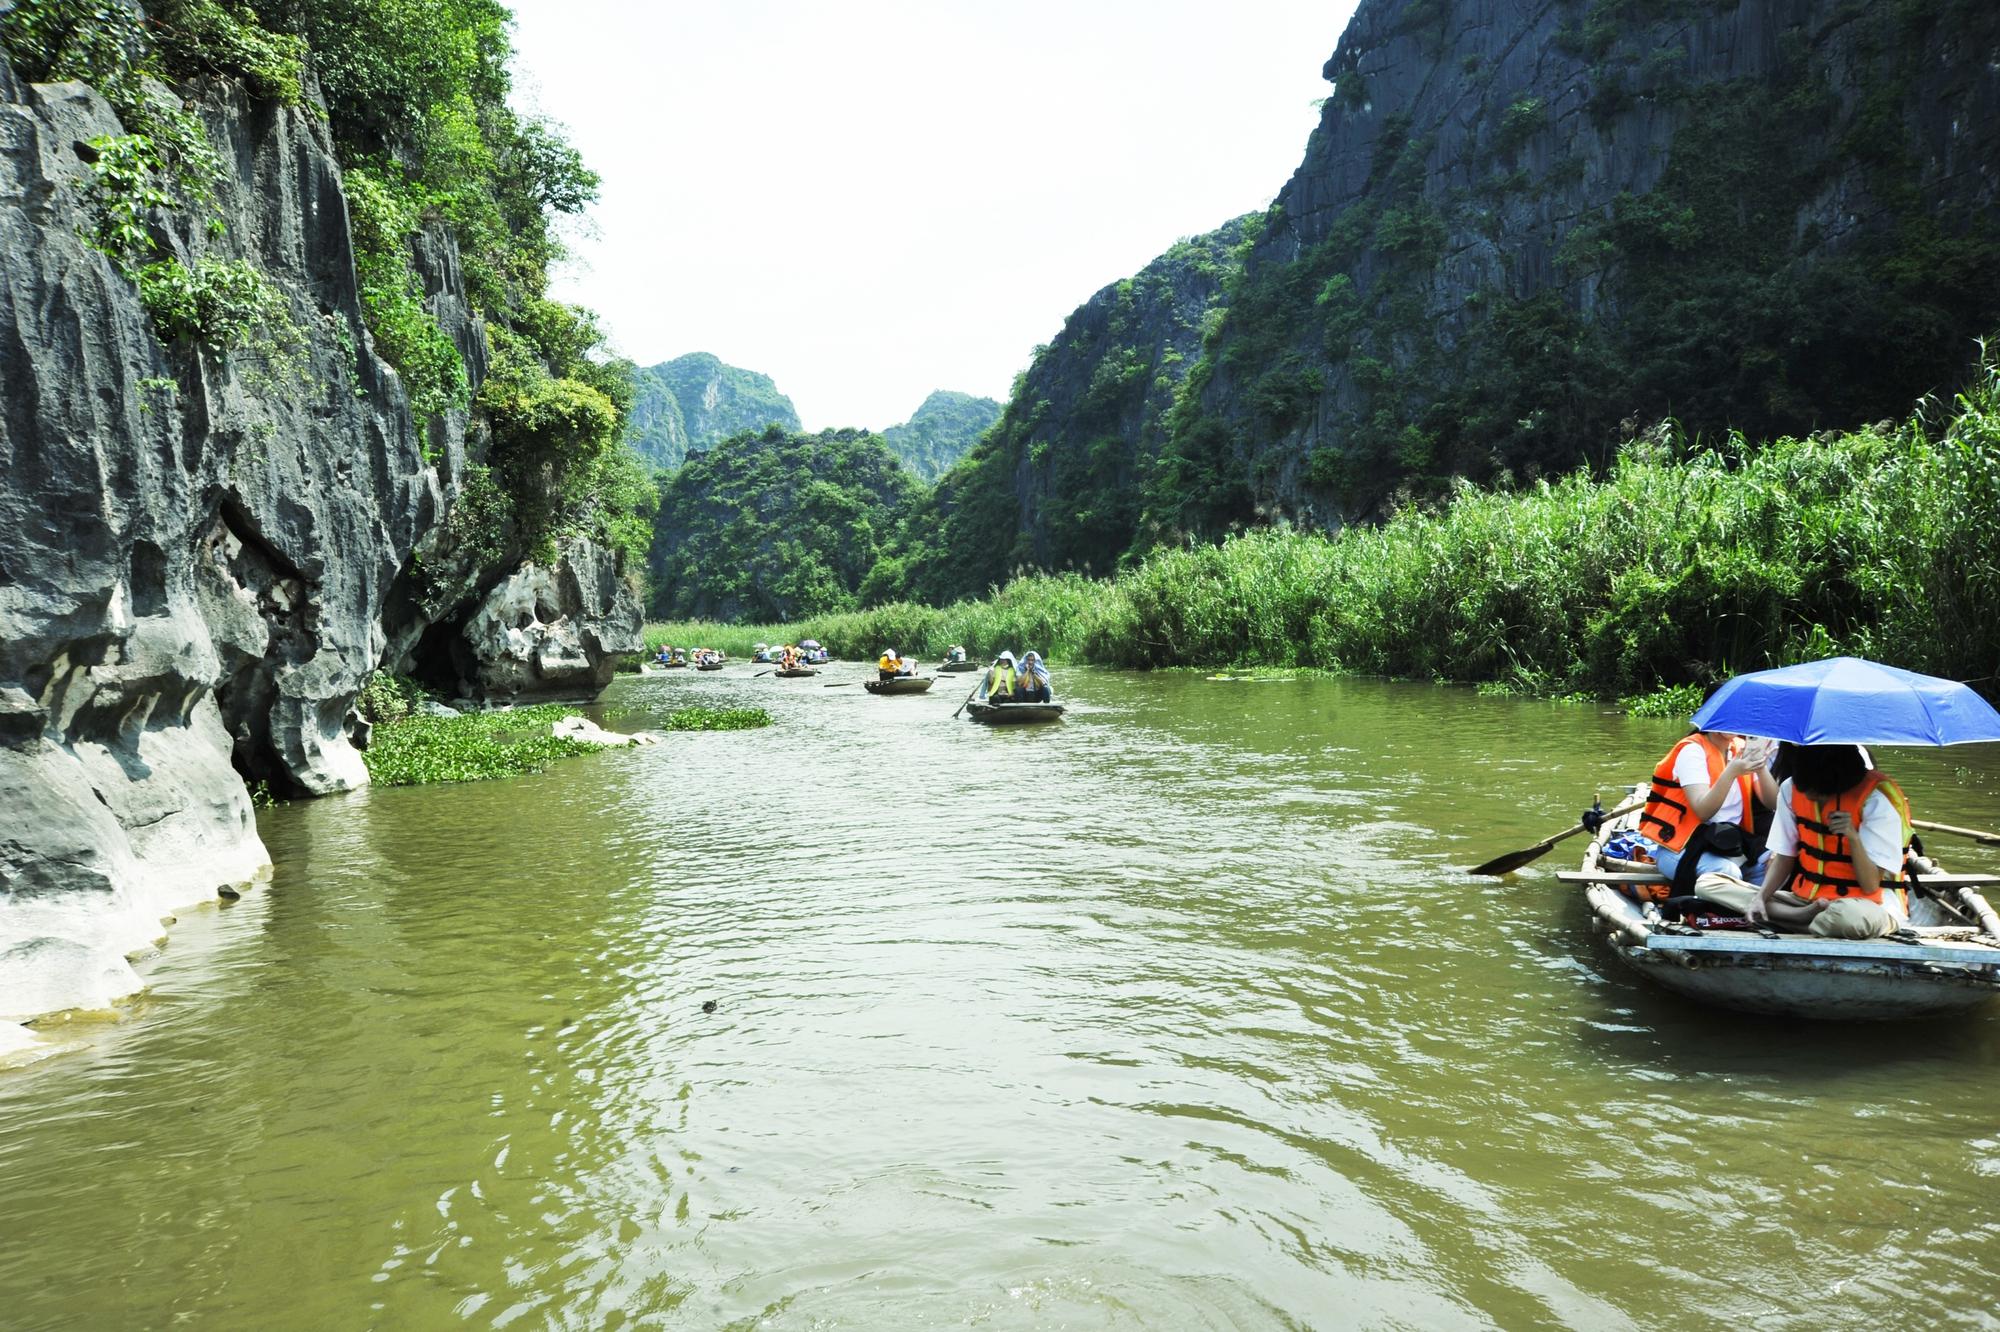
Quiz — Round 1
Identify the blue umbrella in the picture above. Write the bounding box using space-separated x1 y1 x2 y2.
1689 656 2000 746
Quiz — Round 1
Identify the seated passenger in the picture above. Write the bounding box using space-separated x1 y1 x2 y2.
985 651 1017 702
1735 744 1914 939
1633 726 1777 901
948 645 967 663
878 648 902 681
1014 650 1052 703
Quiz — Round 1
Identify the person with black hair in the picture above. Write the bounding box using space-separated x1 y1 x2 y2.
1723 743 1915 939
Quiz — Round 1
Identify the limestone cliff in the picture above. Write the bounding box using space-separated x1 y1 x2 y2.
1167 0 2000 530
0 51 637 1029
917 0 2000 599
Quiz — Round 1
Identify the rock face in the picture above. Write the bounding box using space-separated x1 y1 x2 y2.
1167 0 2000 527
879 389 1002 481
0 55 639 1024
626 352 802 469
939 0 2000 581
452 543 644 699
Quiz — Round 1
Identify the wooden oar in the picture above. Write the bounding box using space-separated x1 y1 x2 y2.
752 669 774 677
823 681 858 688
1469 797 1645 876
951 678 984 719
1913 818 2000 848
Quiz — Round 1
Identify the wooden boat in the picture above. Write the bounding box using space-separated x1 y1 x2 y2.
1564 788 2000 1020
938 660 979 673
965 699 1065 725
773 667 818 678
696 660 725 672
865 676 934 695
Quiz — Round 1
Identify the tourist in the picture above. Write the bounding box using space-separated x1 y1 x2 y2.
1632 726 1777 900
1713 744 1914 939
878 648 902 681
984 651 1017 702
1015 651 1052 703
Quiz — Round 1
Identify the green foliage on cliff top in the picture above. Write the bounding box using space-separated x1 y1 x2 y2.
648 426 919 622
742 350 2000 701
880 390 1002 481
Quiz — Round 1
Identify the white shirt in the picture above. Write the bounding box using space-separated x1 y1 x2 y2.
1672 740 1745 826
1767 778 1907 917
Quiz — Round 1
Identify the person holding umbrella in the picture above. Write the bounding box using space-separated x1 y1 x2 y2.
1682 657 2000 938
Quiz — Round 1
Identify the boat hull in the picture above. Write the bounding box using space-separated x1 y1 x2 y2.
865 677 934 695
937 661 979 673
965 700 1065 725
1582 878 2000 1020
696 663 725 671
774 668 818 678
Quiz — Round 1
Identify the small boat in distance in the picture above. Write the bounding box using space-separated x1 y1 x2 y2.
1563 788 2000 1020
865 676 934 695
773 667 818 678
938 660 979 673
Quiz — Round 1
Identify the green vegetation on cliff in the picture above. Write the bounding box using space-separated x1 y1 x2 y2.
648 426 919 621
1 0 654 577
717 352 2000 700
881 391 1002 481
626 353 802 470
1154 0 2000 537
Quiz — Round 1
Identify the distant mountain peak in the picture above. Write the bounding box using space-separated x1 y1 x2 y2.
625 353 801 470
881 390 1002 481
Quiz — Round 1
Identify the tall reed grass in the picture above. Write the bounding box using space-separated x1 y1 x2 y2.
653 352 2000 697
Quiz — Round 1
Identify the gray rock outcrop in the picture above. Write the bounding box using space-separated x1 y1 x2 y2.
0 51 639 1028
451 542 644 699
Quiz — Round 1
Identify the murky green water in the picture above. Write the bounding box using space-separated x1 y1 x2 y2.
6 667 2000 1329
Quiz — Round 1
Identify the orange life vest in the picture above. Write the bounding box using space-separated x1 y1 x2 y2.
1791 772 1912 907
1638 734 1754 851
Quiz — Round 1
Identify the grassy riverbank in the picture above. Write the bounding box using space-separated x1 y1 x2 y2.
654 352 2000 701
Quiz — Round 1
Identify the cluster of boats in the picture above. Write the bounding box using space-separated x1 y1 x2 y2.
641 643 1068 725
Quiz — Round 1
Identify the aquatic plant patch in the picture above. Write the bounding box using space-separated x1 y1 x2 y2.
659 707 769 732
362 704 601 787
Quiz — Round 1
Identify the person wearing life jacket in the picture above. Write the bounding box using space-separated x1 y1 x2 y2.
985 651 1017 703
1633 727 1779 900
878 648 902 681
1737 744 1914 939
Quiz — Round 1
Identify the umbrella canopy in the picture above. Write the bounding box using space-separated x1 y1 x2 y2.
1690 657 2000 746
799 640 822 649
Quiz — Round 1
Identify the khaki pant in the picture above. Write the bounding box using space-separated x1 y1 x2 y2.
1692 873 1896 939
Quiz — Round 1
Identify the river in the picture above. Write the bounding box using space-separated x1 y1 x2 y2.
4 667 1999 1329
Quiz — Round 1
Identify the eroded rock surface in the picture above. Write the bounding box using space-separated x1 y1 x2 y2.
452 542 644 699
0 54 636 1025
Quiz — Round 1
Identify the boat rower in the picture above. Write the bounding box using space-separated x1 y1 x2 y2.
878 648 903 681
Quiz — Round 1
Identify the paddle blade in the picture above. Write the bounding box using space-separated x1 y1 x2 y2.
1467 841 1559 876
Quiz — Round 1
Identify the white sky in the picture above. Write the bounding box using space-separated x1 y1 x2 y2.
508 1 1357 431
